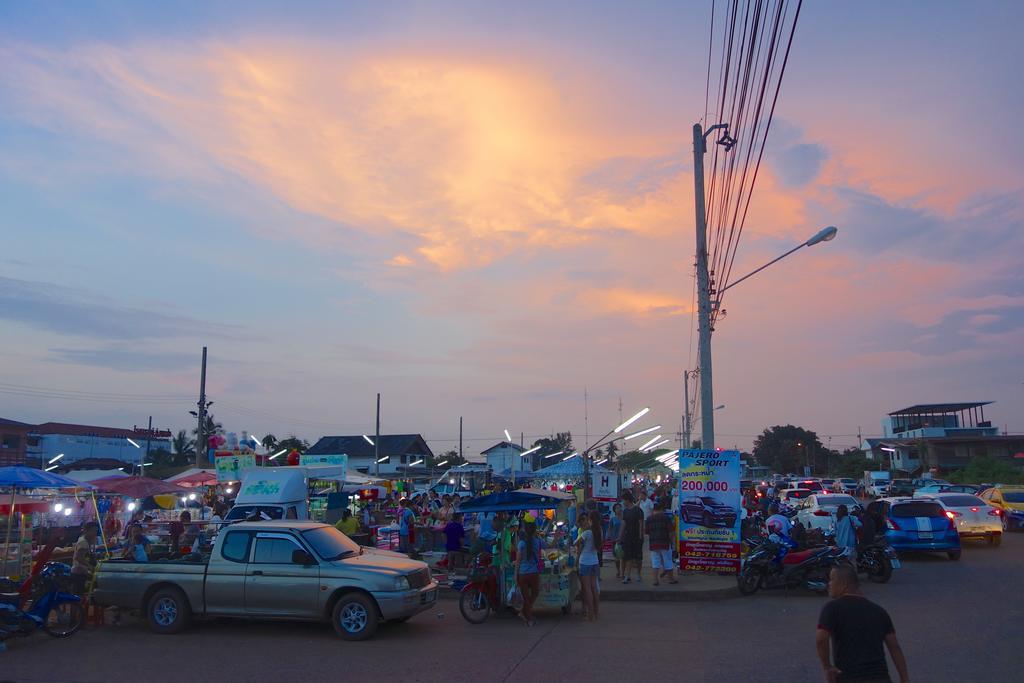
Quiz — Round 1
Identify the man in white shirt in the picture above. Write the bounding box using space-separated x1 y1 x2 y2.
766 503 793 536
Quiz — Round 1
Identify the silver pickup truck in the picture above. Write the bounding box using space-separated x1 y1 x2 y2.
92 520 437 640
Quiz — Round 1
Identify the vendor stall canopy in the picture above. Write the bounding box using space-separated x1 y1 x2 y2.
0 464 91 489
88 475 190 498
459 489 575 513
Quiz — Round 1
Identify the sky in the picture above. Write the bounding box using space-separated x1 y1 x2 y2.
2 1 1023 457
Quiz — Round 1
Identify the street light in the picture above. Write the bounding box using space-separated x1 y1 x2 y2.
720 226 839 295
623 425 662 441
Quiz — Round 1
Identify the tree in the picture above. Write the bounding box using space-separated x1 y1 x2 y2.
528 432 575 470
752 425 824 474
605 440 619 463
691 439 702 449
261 434 278 452
428 449 466 468
192 414 223 440
171 429 195 466
276 436 309 454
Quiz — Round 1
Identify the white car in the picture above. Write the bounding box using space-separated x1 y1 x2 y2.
833 478 858 494
922 493 1003 545
796 494 863 531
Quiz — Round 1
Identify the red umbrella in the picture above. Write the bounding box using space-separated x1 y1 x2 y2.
169 471 218 487
88 475 190 498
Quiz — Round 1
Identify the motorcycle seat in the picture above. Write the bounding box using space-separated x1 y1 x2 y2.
782 549 821 565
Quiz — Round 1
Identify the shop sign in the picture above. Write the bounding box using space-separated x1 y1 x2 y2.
677 449 742 573
216 452 258 482
590 471 619 501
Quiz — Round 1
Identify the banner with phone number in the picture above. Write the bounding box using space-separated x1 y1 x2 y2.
677 449 742 573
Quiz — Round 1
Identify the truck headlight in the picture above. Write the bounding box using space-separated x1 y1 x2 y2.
393 576 410 591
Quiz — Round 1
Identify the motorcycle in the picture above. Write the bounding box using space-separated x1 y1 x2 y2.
738 540 846 596
0 562 85 648
459 552 500 624
856 540 899 583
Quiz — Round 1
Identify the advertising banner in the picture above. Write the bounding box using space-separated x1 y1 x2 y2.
590 470 619 502
299 453 348 470
676 449 742 573
215 452 257 482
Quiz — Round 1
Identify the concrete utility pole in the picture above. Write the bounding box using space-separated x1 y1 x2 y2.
196 346 208 468
374 393 381 477
692 122 730 452
683 370 694 449
459 417 463 462
142 415 152 476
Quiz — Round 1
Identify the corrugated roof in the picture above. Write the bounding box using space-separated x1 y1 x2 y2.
888 402 992 416
481 441 525 454
306 434 434 459
0 417 35 427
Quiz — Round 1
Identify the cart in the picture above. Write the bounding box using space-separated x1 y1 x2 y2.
456 489 580 623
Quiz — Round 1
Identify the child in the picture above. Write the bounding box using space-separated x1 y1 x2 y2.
444 513 466 576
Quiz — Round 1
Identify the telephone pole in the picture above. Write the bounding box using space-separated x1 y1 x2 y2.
459 416 463 462
374 393 381 477
692 122 730 452
195 346 209 468
142 415 152 476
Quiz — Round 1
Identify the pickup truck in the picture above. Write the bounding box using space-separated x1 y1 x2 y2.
91 521 437 640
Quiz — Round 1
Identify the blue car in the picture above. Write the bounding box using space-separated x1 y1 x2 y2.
866 498 962 560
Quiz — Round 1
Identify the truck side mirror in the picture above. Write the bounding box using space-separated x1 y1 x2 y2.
292 549 315 566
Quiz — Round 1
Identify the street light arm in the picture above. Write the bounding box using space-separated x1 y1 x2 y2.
719 242 805 295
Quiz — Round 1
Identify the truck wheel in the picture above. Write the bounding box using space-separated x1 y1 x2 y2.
147 587 191 635
332 593 379 641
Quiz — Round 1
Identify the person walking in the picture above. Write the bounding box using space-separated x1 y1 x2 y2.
398 498 416 555
834 504 862 565
70 521 99 595
619 492 644 583
645 501 678 585
816 564 909 683
515 517 543 626
574 512 602 621
608 503 624 578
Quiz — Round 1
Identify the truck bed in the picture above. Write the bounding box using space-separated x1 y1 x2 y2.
93 557 208 612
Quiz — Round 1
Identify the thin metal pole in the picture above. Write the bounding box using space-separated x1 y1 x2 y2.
459 417 463 462
196 347 207 468
143 415 152 477
693 123 715 451
375 393 381 477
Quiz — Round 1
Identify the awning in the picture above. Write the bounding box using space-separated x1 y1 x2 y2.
458 489 575 513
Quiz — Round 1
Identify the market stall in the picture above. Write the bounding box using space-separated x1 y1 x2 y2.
457 489 578 622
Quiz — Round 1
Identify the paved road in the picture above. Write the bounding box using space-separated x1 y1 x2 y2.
3 533 1021 682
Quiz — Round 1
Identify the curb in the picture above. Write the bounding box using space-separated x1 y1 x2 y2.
437 584 739 603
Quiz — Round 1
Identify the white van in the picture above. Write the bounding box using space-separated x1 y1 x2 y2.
225 465 345 522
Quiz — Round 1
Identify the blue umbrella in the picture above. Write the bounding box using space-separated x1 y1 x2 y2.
0 465 91 490
1 465 90 570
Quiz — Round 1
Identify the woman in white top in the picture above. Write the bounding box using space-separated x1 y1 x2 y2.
574 511 603 621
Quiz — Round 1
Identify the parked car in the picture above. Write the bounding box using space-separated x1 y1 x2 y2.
795 494 862 531
920 493 1002 545
914 484 953 497
91 521 438 640
819 479 836 491
833 478 858 494
680 496 738 528
941 484 981 494
782 488 814 504
866 498 961 560
889 479 915 497
979 486 1024 532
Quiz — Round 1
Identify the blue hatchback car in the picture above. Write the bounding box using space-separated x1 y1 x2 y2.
867 498 962 560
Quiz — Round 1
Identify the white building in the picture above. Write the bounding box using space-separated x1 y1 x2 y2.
29 422 172 467
482 441 528 475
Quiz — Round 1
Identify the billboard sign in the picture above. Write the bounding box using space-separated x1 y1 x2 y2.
299 453 349 470
215 452 258 482
676 448 742 573
590 470 619 502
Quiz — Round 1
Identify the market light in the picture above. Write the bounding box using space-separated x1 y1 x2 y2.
544 451 564 459
563 452 579 460
44 465 59 472
436 460 449 467
624 425 661 441
269 448 287 460
880 447 896 453
644 439 671 453
181 497 188 504
63 508 72 517
127 502 137 512
189 493 197 500
449 478 455 484
225 487 234 494
504 429 512 442
521 445 542 457
410 459 423 467
614 407 650 433
127 438 141 448
595 459 608 466
638 435 663 452
142 462 153 467
377 456 389 463
53 503 63 513
48 453 65 464
362 435 375 446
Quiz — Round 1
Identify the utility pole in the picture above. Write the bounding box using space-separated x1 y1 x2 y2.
196 346 208 468
692 122 730 452
374 393 381 477
459 417 463 462
683 370 694 449
142 415 152 476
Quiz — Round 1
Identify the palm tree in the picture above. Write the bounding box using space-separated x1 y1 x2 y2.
192 414 223 440
172 430 195 467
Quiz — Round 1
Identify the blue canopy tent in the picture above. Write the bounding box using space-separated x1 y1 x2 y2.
458 489 575 513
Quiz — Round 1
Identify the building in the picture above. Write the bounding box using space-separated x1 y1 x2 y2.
30 422 172 468
861 402 1024 474
0 417 35 466
305 434 434 477
482 441 528 476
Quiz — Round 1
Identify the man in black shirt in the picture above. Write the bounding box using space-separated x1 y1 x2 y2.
619 492 644 584
816 564 909 683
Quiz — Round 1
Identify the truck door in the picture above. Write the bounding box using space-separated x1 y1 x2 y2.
205 529 253 615
244 532 321 617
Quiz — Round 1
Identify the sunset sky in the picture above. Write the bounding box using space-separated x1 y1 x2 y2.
2 1 1022 455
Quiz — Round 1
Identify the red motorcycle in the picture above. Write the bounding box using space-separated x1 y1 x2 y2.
459 552 500 624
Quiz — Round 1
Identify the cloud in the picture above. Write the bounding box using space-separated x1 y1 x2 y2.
0 275 242 340
774 143 827 187
48 347 200 372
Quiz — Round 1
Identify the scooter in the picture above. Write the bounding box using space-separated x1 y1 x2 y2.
0 562 85 649
459 552 500 624
738 540 846 596
856 539 899 583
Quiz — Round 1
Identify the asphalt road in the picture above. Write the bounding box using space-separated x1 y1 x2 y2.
3 533 1021 683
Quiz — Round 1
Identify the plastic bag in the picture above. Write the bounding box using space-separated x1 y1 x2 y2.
613 542 624 559
506 584 524 611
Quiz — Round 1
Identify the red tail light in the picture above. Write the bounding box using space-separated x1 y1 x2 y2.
970 507 979 512
886 518 900 530
989 509 1002 517
945 511 961 519
813 510 831 516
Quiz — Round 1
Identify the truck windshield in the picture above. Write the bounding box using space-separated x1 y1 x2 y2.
224 505 283 522
302 526 361 561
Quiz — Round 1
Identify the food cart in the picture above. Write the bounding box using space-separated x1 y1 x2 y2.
457 488 579 623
